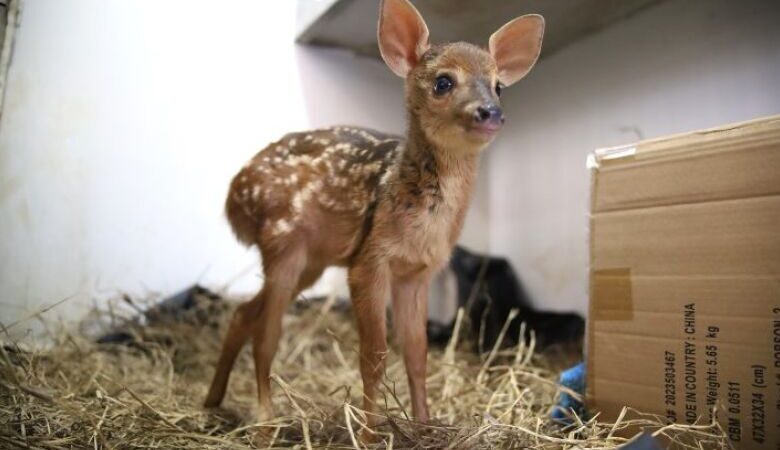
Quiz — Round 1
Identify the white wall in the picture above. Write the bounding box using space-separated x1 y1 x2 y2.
489 0 780 316
0 0 490 328
7 0 775 329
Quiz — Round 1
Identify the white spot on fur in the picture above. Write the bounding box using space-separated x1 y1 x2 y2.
291 179 324 217
272 219 293 236
331 177 348 187
251 185 260 200
363 161 382 175
379 166 395 186
285 154 313 166
335 127 400 147
292 193 304 212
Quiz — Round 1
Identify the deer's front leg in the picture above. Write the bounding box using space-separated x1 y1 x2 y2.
391 273 431 422
348 262 390 431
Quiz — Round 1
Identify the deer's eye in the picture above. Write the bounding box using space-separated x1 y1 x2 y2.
495 82 504 97
433 75 454 96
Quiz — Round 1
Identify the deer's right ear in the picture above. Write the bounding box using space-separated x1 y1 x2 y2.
378 0 430 78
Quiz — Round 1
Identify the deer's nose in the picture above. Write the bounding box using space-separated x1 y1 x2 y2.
473 105 504 126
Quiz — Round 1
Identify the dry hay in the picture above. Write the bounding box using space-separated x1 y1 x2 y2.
1 291 730 449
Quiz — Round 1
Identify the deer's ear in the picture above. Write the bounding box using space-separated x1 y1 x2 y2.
378 0 430 78
489 14 545 86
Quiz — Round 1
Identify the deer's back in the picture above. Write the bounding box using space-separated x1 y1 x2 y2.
227 126 402 264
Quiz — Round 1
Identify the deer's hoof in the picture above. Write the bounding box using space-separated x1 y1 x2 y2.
203 393 222 409
358 428 381 446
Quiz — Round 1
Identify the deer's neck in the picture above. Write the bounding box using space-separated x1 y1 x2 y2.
393 116 480 215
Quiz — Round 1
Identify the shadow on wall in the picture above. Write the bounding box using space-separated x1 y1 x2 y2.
294 45 405 133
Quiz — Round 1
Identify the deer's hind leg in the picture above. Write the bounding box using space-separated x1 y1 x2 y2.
251 246 324 420
204 241 318 411
252 258 323 420
204 289 265 408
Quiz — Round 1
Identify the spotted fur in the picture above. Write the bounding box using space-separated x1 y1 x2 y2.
227 126 403 260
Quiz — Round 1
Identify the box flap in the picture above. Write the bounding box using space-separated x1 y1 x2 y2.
590 115 780 213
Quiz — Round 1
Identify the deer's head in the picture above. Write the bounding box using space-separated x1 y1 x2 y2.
378 0 545 152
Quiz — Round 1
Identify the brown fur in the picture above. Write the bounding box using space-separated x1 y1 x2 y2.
205 0 544 439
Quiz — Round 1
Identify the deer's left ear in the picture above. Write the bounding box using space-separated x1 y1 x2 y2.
489 14 545 86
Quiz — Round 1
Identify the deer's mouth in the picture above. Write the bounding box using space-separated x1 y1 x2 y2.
467 121 502 138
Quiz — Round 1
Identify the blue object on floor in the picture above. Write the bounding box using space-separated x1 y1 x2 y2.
551 361 586 422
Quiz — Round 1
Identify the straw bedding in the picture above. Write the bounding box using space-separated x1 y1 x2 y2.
1 290 730 449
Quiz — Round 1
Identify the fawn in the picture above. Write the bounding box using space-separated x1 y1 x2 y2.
204 0 544 434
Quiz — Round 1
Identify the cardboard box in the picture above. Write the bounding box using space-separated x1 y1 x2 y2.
587 115 780 449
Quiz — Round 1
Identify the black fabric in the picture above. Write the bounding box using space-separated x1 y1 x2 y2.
428 246 584 352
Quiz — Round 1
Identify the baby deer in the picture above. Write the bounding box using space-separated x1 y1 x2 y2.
205 0 544 434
